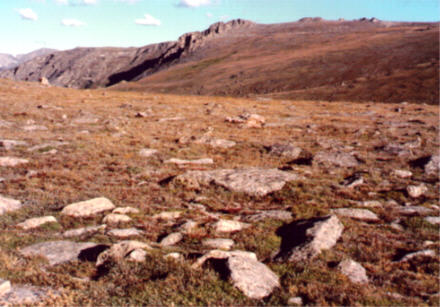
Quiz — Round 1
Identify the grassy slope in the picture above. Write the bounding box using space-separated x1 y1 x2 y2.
0 79 438 305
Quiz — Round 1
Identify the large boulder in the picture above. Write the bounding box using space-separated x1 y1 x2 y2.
175 168 299 197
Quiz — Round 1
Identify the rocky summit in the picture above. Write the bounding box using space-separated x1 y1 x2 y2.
0 34 438 305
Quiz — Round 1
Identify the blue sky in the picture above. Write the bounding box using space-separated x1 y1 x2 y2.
1 0 438 55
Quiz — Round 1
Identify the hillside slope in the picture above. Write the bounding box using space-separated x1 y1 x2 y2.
0 19 438 103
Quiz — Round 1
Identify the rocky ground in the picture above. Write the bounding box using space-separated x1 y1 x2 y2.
0 78 438 305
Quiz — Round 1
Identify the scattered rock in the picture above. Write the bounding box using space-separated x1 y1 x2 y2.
0 284 56 305
16 216 58 230
61 197 116 218
107 228 144 238
244 210 292 222
213 219 250 233
203 238 234 250
425 154 439 176
139 148 159 158
112 207 140 215
0 140 28 150
332 208 380 222
27 141 68 152
153 211 182 221
392 169 413 178
274 215 343 262
40 77 50 86
407 184 428 198
20 240 103 266
103 213 132 225
361 200 382 208
398 206 433 216
195 137 236 149
314 151 359 168
245 114 265 128
268 143 302 160
164 252 183 260
63 225 106 238
22 125 48 131
73 116 99 124
178 220 198 234
193 249 279 299
337 259 368 283
0 195 22 215
158 116 185 122
128 249 148 262
398 249 436 262
340 173 364 188
96 240 152 267
424 216 440 225
160 232 183 247
165 158 214 165
288 297 303 306
175 168 300 197
0 279 11 296
0 157 29 167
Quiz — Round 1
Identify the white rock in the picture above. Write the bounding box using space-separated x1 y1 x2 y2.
392 169 413 178
213 220 250 233
196 137 236 149
153 211 182 220
0 279 11 296
338 259 368 283
164 252 183 260
112 207 140 215
103 213 132 225
398 206 433 216
202 238 234 250
160 232 183 247
361 201 382 208
0 195 22 215
16 216 58 230
245 114 266 128
424 216 440 225
63 225 106 238
61 197 116 218
128 249 148 262
288 297 303 306
22 125 47 131
0 157 28 167
332 208 380 222
398 249 436 262
139 148 158 158
0 140 27 150
179 220 198 234
425 154 439 176
407 184 428 198
107 228 144 238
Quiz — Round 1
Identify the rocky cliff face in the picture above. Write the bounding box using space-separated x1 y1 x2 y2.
0 19 254 88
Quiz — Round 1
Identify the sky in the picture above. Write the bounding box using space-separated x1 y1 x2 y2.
0 0 438 55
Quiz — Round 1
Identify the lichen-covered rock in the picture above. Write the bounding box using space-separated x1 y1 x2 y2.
337 259 368 283
20 240 102 266
0 195 22 215
175 168 299 197
274 215 343 262
63 225 106 238
425 154 439 176
16 216 58 230
61 197 115 218
332 208 380 222
313 151 359 167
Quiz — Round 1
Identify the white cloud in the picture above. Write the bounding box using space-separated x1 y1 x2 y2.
135 14 161 26
61 18 86 26
115 0 139 3
54 0 68 4
206 12 213 18
18 8 38 21
178 0 211 8
54 0 97 5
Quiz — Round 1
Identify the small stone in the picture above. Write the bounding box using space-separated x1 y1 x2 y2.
337 259 368 283
0 140 27 150
288 297 303 306
0 195 22 215
16 216 58 230
107 228 144 238
213 220 249 233
0 284 56 305
139 148 158 157
61 197 116 218
244 210 292 222
103 213 132 225
407 184 428 198
179 220 198 234
96 240 152 267
153 211 182 220
135 112 149 118
128 249 148 262
0 279 11 296
398 249 436 262
160 232 183 247
196 137 236 149
314 151 359 168
165 158 214 165
332 208 380 222
425 216 440 225
392 169 413 178
398 206 433 216
164 252 183 260
63 225 106 238
202 238 234 250
341 173 364 188
245 114 265 128
22 125 48 131
40 77 50 86
269 143 302 160
425 154 439 176
20 240 102 266
112 207 140 215
0 157 28 167
390 220 404 231
361 201 382 208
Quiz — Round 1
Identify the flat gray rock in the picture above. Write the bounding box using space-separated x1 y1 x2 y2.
139 148 159 158
16 216 58 230
332 208 380 222
195 137 236 149
0 195 22 215
61 197 115 218
425 154 439 176
63 225 106 238
159 232 183 247
96 240 152 267
0 284 55 305
20 240 101 266
107 228 144 238
202 238 234 250
269 143 302 160
398 206 433 216
0 279 11 296
0 140 28 150
175 168 299 197
425 216 440 225
407 184 428 198
398 249 436 262
0 157 28 167
244 210 292 222
338 259 368 283
274 215 343 262
213 219 250 233
165 158 214 165
313 151 359 168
